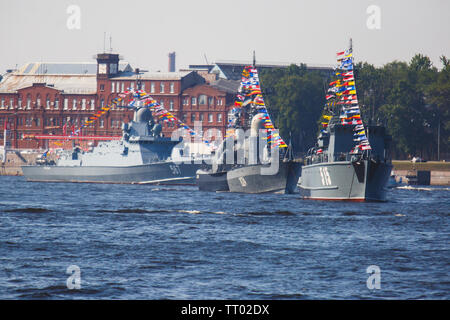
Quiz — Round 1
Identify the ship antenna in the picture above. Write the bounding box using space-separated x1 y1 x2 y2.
253 50 256 67
103 32 106 53
135 68 141 90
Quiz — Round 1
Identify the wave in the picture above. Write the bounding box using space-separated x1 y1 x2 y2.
4 207 52 213
342 211 359 216
396 186 450 191
96 208 170 214
177 210 202 214
245 210 296 216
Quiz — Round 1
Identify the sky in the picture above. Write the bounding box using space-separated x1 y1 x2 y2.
0 0 449 73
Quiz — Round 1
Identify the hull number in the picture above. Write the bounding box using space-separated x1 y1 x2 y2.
319 167 332 186
169 164 181 175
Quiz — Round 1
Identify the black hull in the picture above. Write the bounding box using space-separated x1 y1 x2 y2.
196 170 229 192
198 161 302 194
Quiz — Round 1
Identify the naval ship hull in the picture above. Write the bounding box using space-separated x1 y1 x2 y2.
299 159 392 201
226 161 302 194
196 170 229 192
22 162 200 185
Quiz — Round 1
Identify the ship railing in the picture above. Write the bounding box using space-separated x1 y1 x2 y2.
305 151 372 165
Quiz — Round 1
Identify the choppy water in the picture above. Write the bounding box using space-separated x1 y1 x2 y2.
0 176 448 299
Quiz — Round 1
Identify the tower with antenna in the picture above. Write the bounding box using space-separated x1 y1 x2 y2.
168 52 176 72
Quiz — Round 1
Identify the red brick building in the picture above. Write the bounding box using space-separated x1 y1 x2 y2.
0 53 237 150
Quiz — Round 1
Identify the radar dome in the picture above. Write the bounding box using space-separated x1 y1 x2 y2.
134 107 152 123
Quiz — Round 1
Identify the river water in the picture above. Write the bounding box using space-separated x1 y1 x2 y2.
0 176 448 299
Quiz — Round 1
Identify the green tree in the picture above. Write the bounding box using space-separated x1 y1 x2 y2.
260 65 325 153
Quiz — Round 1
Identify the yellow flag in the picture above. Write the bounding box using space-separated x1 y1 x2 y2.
323 115 332 120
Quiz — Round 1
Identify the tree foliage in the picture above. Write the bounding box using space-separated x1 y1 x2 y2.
260 54 450 160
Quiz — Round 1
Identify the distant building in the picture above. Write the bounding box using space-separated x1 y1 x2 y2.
189 61 334 80
0 53 234 150
181 79 239 137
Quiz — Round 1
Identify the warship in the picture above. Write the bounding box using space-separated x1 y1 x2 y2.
22 91 201 184
298 41 392 201
197 63 301 194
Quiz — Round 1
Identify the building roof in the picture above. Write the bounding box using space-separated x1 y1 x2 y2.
191 61 334 80
0 62 195 94
210 79 240 94
111 70 194 81
0 74 97 94
16 62 132 75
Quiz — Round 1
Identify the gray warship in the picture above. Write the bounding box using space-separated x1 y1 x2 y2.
298 42 392 201
22 98 200 184
197 64 301 194
299 120 392 201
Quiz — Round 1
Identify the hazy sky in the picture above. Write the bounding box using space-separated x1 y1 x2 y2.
1 0 449 73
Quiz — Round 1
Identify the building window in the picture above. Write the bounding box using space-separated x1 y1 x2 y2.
183 97 189 105
100 119 104 128
0 98 4 108
170 82 174 93
111 82 115 93
191 113 196 123
208 97 214 106
191 97 197 106
101 98 105 108
208 113 213 122
160 100 164 108
36 94 41 107
169 100 174 111
72 99 77 110
141 82 146 91
55 96 59 109
130 82 134 90
199 95 207 105
217 113 223 122
199 113 204 122
160 82 165 93
100 84 105 91
45 95 50 109
9 98 13 109
27 95 31 109
82 98 86 110
151 82 155 93
121 82 124 92
64 98 68 110
18 97 22 109
90 99 95 110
